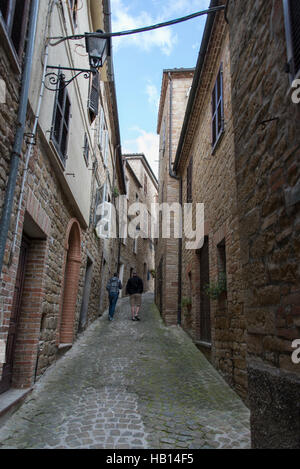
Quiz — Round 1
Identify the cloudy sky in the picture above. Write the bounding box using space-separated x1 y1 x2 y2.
111 0 210 177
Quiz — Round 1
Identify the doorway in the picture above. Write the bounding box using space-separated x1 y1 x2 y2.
199 236 211 343
59 220 81 345
78 257 93 332
0 236 29 394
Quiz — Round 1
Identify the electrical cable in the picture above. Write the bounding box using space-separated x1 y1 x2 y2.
49 5 226 46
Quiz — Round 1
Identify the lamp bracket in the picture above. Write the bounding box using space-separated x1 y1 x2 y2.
45 66 96 91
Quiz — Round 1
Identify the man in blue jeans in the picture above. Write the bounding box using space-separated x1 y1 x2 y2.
106 273 122 321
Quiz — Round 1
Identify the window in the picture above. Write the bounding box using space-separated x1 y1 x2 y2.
83 133 89 166
68 0 78 27
283 0 300 81
212 64 224 149
144 174 148 196
51 76 71 165
89 71 100 123
186 157 193 203
0 0 30 59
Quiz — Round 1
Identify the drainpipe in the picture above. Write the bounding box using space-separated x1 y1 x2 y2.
0 0 40 276
168 72 179 181
178 176 183 326
9 44 49 264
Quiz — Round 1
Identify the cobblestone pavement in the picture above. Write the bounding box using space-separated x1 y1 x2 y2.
0 293 250 449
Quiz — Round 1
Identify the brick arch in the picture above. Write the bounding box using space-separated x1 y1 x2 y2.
58 219 82 345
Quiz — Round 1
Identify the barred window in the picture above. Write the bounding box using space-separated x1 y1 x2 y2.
0 0 30 59
51 76 71 165
212 64 224 149
283 0 300 80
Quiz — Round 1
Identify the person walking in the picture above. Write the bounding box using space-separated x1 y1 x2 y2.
126 271 144 321
106 273 122 321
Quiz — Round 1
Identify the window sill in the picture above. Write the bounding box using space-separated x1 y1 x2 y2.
49 139 67 172
194 340 212 349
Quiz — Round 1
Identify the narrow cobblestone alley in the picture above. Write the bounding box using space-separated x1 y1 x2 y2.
0 293 250 449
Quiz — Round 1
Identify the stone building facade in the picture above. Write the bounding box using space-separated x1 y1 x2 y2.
155 69 194 325
173 2 247 400
119 154 158 296
226 0 300 449
0 0 125 395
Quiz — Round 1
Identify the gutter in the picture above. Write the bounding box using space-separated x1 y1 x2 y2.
178 176 183 325
173 0 219 173
0 0 40 276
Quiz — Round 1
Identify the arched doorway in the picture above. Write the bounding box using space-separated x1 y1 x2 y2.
59 219 81 345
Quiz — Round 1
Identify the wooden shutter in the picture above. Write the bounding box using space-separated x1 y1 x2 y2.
89 71 100 121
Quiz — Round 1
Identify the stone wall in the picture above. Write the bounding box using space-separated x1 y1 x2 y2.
177 17 247 400
156 70 194 326
227 0 300 448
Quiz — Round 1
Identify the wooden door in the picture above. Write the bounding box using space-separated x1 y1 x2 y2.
0 236 29 394
199 236 211 343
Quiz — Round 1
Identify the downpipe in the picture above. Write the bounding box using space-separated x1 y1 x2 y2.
9 44 49 264
0 0 40 275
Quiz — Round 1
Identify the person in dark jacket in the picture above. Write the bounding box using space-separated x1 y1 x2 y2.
126 271 143 321
106 273 122 321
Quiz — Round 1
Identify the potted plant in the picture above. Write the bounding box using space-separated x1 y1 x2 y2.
181 296 192 311
204 272 227 300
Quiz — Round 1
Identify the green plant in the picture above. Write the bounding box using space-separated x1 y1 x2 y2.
150 269 156 278
113 187 119 198
181 296 192 310
204 272 227 300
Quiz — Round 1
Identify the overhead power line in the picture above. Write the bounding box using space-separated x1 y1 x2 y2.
49 6 226 46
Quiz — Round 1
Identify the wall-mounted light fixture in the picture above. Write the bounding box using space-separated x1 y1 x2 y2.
45 29 108 91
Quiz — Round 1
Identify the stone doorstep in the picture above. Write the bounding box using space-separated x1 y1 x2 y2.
0 388 32 426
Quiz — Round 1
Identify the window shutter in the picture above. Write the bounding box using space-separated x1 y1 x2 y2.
89 71 100 121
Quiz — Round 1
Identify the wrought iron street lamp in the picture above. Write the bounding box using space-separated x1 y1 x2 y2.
45 29 108 91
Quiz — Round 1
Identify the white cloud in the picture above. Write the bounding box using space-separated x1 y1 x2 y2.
146 82 160 110
123 128 159 177
111 0 178 55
